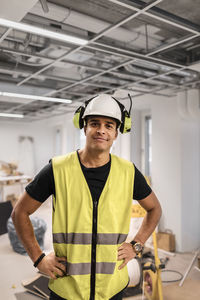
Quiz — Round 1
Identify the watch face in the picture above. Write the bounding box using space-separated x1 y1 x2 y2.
133 242 143 255
135 243 142 252
131 241 143 255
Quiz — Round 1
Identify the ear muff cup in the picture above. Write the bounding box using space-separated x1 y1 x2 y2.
73 97 95 129
121 111 131 133
73 105 85 129
119 112 131 133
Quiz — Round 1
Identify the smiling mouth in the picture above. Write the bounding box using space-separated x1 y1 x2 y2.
94 137 107 141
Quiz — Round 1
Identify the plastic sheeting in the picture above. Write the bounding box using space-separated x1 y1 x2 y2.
7 216 47 255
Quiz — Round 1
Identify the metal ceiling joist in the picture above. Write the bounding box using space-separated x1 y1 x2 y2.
16 0 162 87
0 43 189 90
4 47 192 115
88 43 184 68
1 0 200 120
109 0 200 35
9 0 198 105
148 33 200 56
106 67 187 95
44 46 189 98
0 28 12 44
49 29 200 97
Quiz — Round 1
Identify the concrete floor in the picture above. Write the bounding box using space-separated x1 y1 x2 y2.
0 199 200 300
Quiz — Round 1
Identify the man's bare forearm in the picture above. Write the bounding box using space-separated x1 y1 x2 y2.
133 191 162 245
133 205 162 245
12 192 67 279
118 193 162 270
11 192 43 262
12 209 43 262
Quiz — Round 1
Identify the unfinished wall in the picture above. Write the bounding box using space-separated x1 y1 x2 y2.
180 119 200 251
132 93 200 252
0 119 54 175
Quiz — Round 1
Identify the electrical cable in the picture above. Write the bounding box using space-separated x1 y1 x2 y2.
161 269 183 283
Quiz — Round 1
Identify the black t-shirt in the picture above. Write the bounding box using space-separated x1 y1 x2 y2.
26 154 151 203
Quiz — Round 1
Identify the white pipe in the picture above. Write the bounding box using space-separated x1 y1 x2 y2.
179 251 199 286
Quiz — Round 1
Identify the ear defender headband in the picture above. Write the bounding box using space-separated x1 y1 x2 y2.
73 94 132 134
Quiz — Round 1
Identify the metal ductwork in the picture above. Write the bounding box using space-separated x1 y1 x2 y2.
30 2 161 49
1 0 200 121
177 89 200 120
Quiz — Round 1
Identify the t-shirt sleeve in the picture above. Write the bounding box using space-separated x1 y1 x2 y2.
133 164 152 200
25 161 55 203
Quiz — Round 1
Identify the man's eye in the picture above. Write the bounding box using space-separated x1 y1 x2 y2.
106 124 113 129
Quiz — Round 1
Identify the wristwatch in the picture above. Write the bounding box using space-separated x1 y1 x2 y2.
130 240 143 257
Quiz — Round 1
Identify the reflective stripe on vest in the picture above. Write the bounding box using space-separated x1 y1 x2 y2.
53 232 127 245
61 261 116 275
49 151 135 300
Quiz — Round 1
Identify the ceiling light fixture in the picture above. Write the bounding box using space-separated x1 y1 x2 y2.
0 92 72 104
0 17 88 46
0 113 24 118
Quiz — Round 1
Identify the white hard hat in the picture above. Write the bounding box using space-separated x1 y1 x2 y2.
82 94 122 123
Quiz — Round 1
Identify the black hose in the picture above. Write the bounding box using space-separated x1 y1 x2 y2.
161 269 183 283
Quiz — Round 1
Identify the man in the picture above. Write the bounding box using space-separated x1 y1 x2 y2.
12 94 162 300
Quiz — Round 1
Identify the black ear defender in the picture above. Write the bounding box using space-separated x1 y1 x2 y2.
73 94 132 133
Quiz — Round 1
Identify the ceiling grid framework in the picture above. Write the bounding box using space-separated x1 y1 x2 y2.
0 0 200 121
16 0 162 87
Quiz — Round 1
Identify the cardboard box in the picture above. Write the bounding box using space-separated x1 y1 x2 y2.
156 231 175 252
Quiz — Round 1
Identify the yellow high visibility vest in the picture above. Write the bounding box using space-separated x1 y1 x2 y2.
49 151 135 300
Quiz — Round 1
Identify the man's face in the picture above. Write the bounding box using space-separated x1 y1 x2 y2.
84 116 118 153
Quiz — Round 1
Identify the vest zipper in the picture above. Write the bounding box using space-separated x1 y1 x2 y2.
90 198 98 300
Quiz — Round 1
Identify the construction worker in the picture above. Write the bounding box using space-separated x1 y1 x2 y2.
12 94 162 300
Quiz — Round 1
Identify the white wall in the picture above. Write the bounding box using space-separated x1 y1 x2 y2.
130 109 141 169
132 93 200 252
0 118 55 202
151 97 182 248
0 119 54 175
180 119 200 251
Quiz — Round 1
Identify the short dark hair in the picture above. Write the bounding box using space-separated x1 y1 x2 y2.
84 115 120 129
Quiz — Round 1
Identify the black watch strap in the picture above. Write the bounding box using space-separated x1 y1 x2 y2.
130 240 143 256
130 240 137 246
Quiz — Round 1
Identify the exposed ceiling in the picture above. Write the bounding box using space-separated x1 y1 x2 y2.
0 0 200 121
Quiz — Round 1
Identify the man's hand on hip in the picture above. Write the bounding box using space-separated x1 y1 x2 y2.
117 242 135 270
37 252 67 279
